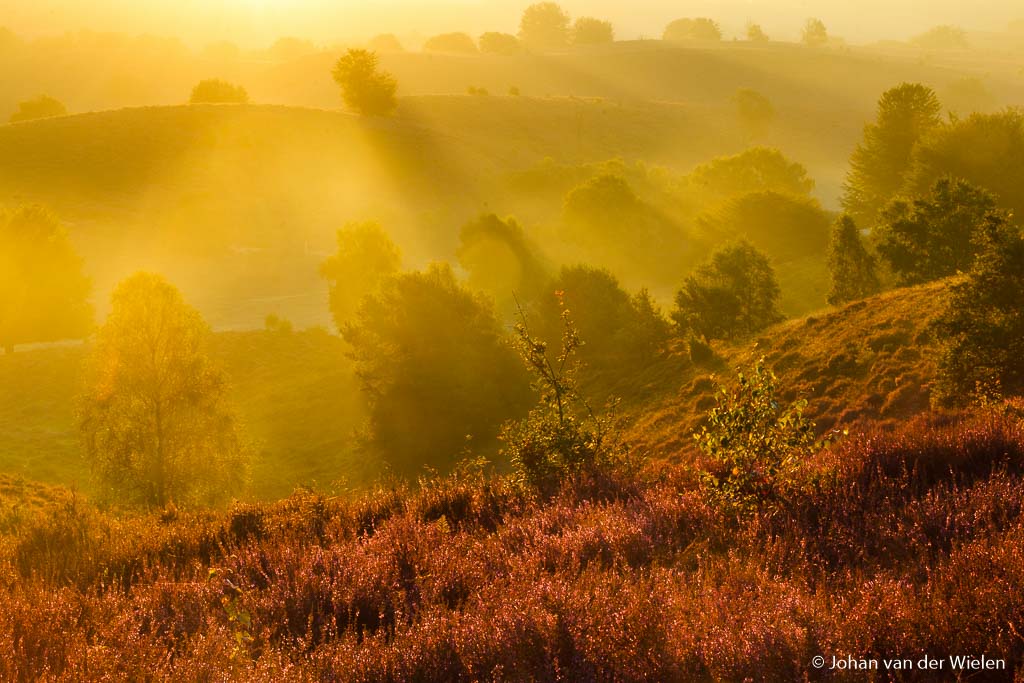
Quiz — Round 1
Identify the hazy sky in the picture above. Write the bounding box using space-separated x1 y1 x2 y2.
4 0 1020 47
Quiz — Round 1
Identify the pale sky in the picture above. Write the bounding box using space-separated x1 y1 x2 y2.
3 0 1020 48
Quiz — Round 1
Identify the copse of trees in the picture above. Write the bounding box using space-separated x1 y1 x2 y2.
519 2 570 50
746 23 770 42
479 32 522 55
189 79 249 104
78 273 247 508
320 221 402 331
343 264 533 475
663 18 722 42
874 178 1005 286
905 109 1024 219
827 215 880 305
9 95 66 123
572 17 614 45
423 32 478 54
537 266 672 395
802 18 828 47
331 49 398 116
841 83 943 227
673 241 783 342
0 205 92 354
687 147 815 199
934 217 1024 404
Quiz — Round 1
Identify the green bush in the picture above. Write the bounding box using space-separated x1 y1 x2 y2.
501 297 628 495
695 359 824 513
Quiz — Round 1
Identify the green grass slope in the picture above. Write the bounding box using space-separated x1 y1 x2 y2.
0 280 950 500
0 328 366 500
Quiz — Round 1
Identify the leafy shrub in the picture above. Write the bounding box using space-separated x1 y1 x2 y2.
501 296 629 495
8 95 66 123
695 359 822 513
189 79 249 104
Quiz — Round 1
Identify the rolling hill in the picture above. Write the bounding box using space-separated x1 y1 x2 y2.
0 279 950 500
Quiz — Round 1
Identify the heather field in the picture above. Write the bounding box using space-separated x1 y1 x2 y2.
2 408 1024 680
3 1 1024 680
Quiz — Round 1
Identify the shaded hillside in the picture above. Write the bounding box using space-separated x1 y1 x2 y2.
629 280 949 462
0 328 366 500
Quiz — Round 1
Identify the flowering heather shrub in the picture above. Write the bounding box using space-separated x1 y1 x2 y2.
2 408 1024 680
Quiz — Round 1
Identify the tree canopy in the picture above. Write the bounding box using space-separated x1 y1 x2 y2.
934 217 1024 404
479 32 522 55
841 83 943 226
663 18 722 42
331 49 398 116
457 213 548 315
519 2 570 50
827 215 880 306
572 17 614 45
321 221 402 331
687 147 813 199
189 79 249 104
802 18 828 46
9 95 67 123
0 205 92 353
78 273 247 508
343 264 532 474
905 109 1024 219
673 241 783 341
874 177 1004 285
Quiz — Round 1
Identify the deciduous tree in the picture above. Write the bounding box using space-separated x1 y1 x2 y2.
0 205 92 354
78 273 246 507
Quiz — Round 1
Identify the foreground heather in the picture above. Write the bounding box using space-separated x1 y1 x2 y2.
2 409 1023 681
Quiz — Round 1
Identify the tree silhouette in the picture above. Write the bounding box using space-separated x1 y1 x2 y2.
572 17 614 45
874 178 1003 285
189 79 249 104
519 2 570 50
321 221 402 330
9 95 66 123
0 205 92 354
343 264 532 474
479 32 522 55
827 215 880 305
663 18 722 41
905 109 1024 219
802 18 828 47
841 83 942 226
934 217 1024 404
673 241 783 341
78 273 247 507
332 49 398 116
746 23 770 42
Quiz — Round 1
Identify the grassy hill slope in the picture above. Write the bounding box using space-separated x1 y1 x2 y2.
0 328 366 500
0 280 951 500
628 280 949 461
